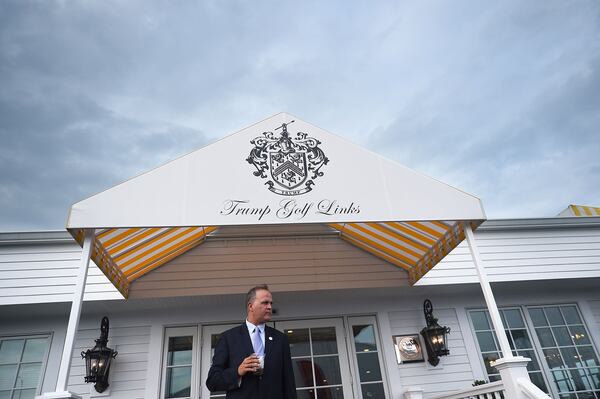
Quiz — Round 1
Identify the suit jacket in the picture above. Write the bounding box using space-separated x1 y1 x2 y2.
206 323 297 399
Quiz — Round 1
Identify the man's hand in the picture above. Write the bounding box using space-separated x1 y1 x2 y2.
237 354 261 376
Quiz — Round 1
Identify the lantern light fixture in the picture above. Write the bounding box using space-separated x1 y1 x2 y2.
81 316 118 393
420 299 451 366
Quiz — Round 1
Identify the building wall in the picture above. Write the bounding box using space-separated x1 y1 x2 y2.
0 232 122 305
418 217 600 285
2 282 597 399
67 319 151 399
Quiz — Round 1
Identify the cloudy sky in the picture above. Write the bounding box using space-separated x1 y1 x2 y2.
1 1 599 231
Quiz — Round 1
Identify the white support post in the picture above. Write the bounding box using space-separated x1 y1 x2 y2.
37 229 94 399
464 224 544 399
464 224 512 359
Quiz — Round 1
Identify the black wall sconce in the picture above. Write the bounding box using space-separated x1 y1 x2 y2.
420 299 450 366
81 316 118 393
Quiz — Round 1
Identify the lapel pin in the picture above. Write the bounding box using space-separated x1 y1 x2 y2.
269 336 273 341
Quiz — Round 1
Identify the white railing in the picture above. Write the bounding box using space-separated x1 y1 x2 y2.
429 381 505 399
518 379 551 399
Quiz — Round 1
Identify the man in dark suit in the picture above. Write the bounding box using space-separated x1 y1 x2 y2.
206 285 297 399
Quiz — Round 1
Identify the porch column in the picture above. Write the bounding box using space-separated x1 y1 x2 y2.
37 229 95 399
464 224 539 399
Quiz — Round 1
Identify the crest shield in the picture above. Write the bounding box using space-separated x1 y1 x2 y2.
269 152 307 189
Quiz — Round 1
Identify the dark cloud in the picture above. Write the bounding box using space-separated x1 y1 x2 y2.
1 0 599 229
0 85 207 230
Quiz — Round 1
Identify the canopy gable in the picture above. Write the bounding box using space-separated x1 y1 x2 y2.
67 113 486 298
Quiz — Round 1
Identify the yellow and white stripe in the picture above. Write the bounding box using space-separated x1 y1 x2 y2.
567 204 600 217
329 221 477 284
71 226 218 298
71 219 481 298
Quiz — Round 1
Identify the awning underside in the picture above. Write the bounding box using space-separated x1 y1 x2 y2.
70 220 480 298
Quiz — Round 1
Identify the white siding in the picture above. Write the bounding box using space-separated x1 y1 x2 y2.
2 216 600 304
67 321 151 399
388 307 475 398
418 218 600 285
0 232 122 305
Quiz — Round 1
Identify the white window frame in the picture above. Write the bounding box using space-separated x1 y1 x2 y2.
160 326 200 399
0 333 52 398
524 303 600 398
276 317 354 399
468 303 600 399
346 315 391 399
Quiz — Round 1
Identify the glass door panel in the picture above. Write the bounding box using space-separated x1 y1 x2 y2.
275 319 353 399
200 324 238 399
162 327 198 399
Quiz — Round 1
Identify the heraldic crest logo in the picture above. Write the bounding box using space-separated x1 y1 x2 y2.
246 121 329 196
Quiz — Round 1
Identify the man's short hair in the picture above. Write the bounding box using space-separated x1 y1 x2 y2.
246 284 270 308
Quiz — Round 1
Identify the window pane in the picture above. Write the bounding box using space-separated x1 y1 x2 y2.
482 352 500 374
559 347 579 368
554 327 574 347
529 308 548 327
512 329 532 349
561 306 582 325
578 346 599 367
14 363 41 389
292 358 314 388
471 311 490 330
520 350 541 371
167 337 192 366
536 328 556 348
0 391 9 399
165 366 191 398
552 370 574 392
352 325 377 353
356 352 382 383
569 368 591 391
569 325 590 346
296 389 316 399
313 356 341 386
506 330 515 350
361 383 385 399
21 339 47 363
504 309 525 328
0 365 17 390
546 307 565 325
529 372 548 393
544 348 565 370
587 367 599 389
11 389 36 399
287 329 311 357
477 332 497 352
312 328 337 356
316 387 343 399
0 341 24 364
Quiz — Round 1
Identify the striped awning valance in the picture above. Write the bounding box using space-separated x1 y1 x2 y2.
71 220 479 298
72 226 217 297
329 221 478 283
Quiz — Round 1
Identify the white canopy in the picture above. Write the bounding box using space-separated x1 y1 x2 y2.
68 113 485 228
66 113 486 297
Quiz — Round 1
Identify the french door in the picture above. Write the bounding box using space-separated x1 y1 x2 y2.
196 317 387 398
200 324 238 399
274 319 353 399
